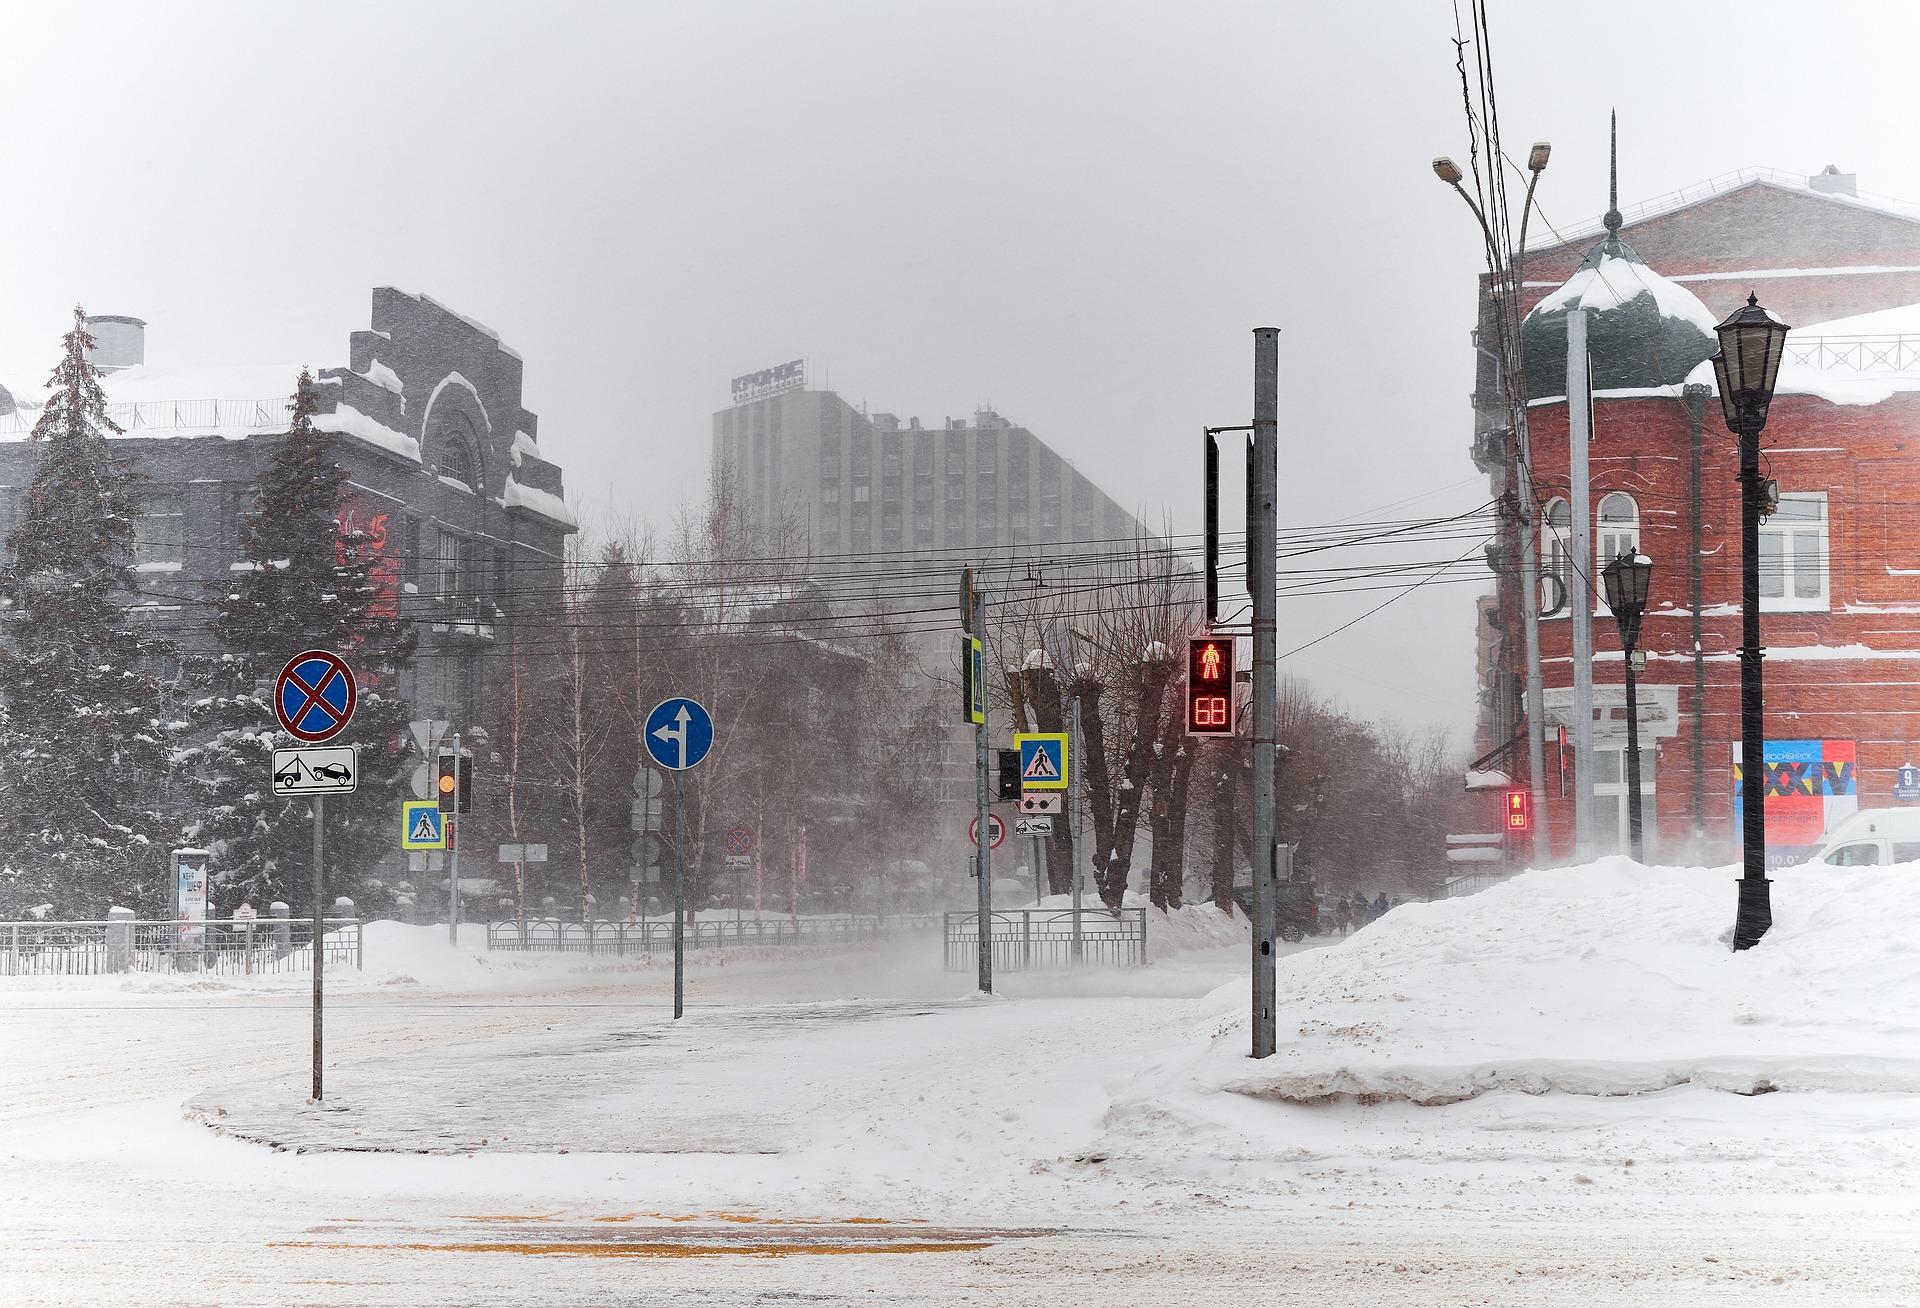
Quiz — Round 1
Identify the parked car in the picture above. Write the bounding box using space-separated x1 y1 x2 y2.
1810 808 1920 866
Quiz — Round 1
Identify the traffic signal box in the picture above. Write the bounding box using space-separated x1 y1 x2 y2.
1504 788 1532 833
436 749 473 814
1186 635 1235 736
996 748 1020 802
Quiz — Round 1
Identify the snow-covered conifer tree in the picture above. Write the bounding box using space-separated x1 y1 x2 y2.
0 309 176 917
177 370 415 911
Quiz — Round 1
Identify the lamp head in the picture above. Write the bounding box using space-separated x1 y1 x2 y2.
1711 293 1792 431
1432 156 1464 186
1527 141 1551 172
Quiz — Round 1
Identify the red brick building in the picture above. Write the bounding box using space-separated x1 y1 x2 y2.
1472 166 1920 864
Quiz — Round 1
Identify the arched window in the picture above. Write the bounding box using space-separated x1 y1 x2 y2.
1597 492 1640 570
427 407 481 489
1540 498 1571 618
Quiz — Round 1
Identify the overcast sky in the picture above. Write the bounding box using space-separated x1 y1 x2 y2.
4 0 1916 747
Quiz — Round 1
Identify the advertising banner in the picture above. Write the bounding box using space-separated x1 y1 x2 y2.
1733 739 1858 867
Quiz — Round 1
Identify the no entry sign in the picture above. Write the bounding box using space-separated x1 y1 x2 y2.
275 649 358 743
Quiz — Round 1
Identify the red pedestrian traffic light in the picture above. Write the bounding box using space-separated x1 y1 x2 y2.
1186 635 1235 736
1505 788 1532 832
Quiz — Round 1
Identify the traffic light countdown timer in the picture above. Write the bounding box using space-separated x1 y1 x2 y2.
1186 635 1236 736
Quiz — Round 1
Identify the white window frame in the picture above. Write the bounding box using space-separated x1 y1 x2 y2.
1595 492 1640 615
1760 491 1830 613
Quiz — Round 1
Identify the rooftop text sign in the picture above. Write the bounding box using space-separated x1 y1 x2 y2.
731 359 805 405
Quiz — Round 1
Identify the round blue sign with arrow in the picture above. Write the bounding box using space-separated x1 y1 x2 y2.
275 649 357 744
644 696 714 771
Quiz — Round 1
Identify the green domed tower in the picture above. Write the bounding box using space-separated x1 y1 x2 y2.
1522 121 1718 401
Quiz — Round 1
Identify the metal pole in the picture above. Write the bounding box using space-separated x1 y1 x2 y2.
1069 692 1083 963
973 584 993 994
673 770 687 1016
446 732 462 947
1031 833 1044 906
1733 413 1772 949
1567 310 1597 860
1250 327 1280 1059
310 794 325 1102
1624 647 1644 861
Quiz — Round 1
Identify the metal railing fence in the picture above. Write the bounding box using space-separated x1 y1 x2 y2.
942 908 1147 971
487 913 941 955
0 917 362 977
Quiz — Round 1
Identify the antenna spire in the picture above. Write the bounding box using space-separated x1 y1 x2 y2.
1603 109 1623 241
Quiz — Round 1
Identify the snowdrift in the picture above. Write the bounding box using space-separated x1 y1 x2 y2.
1149 858 1920 1105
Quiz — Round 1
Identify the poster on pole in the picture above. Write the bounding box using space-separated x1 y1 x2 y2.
1732 738 1858 867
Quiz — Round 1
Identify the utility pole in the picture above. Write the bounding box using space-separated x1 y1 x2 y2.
1250 327 1280 1059
972 580 993 994
1567 311 1597 860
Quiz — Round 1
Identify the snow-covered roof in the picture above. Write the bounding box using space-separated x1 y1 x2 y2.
1522 246 1719 400
1682 299 1920 407
1530 252 1721 335
1528 169 1920 253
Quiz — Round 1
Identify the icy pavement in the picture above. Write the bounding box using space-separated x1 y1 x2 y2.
5 890 1920 1305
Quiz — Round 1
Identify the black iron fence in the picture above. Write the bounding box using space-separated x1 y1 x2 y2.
942 908 1148 971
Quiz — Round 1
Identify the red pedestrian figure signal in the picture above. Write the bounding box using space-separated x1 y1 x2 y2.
1505 788 1532 832
1186 636 1235 736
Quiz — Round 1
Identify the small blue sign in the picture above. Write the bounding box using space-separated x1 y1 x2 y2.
1897 763 1920 802
644 696 715 771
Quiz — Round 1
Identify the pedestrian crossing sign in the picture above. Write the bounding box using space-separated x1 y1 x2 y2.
1014 732 1069 791
402 800 448 850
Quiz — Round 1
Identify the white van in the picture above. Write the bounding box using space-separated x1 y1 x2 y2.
1810 808 1920 866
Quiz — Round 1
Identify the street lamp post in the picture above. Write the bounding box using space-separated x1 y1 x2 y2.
1601 552 1654 861
1433 142 1554 869
1711 293 1791 952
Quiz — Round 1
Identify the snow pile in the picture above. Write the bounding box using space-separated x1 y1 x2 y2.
1149 858 1920 1106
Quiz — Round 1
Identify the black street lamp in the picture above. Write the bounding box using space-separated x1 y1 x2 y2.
1711 293 1791 952
1602 551 1654 861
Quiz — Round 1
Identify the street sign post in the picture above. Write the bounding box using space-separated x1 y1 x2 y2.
271 745 358 797
642 696 715 1019
1014 732 1069 791
969 813 1007 850
273 649 357 1106
402 801 448 850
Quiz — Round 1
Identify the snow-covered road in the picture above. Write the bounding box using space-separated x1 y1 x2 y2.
3 914 1918 1306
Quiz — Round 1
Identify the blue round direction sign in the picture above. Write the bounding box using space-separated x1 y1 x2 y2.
275 649 357 744
643 696 714 771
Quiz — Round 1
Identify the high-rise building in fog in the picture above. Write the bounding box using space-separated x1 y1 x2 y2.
711 366 1147 561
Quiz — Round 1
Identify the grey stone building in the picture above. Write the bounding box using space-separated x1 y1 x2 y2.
0 288 576 730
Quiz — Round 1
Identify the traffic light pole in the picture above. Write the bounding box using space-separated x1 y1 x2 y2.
446 731 462 947
1250 328 1280 1059
973 583 993 995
